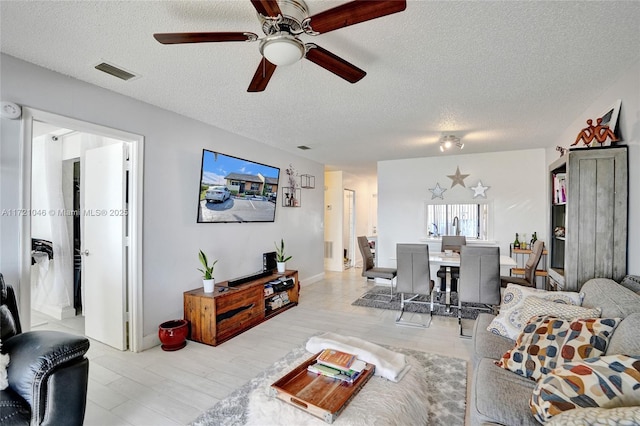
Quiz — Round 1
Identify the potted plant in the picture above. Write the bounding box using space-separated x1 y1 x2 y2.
198 249 218 293
274 238 292 274
158 319 189 351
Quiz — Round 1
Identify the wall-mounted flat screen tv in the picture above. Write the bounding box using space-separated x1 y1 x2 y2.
197 149 280 223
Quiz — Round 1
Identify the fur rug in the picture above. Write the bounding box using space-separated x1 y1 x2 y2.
190 343 467 426
351 286 490 320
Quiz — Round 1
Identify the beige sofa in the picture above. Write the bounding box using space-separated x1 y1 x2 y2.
469 275 640 425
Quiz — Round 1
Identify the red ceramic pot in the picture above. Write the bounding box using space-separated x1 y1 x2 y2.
158 319 189 351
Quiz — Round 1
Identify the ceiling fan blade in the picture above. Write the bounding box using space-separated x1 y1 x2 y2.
153 32 258 44
250 0 281 17
305 44 366 83
248 58 277 92
307 0 406 34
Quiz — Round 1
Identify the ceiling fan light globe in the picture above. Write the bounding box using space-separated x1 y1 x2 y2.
260 35 305 66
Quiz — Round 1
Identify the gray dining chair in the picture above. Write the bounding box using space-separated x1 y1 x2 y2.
501 240 544 288
436 236 466 293
357 236 397 298
395 243 433 327
458 245 500 337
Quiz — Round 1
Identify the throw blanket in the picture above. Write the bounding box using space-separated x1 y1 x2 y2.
305 332 410 382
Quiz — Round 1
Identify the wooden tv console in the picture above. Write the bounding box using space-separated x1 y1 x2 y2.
184 270 299 346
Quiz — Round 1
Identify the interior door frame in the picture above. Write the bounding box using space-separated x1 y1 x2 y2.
344 188 356 269
18 107 145 352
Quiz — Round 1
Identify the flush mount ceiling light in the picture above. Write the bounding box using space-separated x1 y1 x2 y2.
259 33 305 66
440 134 464 152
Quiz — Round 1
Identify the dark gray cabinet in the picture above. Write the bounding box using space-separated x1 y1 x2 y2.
548 146 628 291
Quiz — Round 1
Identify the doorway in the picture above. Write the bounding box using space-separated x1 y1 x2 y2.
343 189 356 269
19 108 144 352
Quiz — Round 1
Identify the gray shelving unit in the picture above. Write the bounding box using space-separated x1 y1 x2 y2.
548 146 628 291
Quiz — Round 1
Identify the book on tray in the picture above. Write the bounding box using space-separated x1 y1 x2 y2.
307 349 367 384
316 348 356 370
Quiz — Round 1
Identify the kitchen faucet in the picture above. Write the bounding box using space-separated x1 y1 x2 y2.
453 216 460 236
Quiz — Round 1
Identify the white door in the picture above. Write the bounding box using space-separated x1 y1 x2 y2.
83 142 127 350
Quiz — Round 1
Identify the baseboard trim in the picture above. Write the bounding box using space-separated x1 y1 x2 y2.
32 304 76 320
300 272 324 287
142 332 161 351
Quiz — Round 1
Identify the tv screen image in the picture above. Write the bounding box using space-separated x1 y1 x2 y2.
197 149 280 223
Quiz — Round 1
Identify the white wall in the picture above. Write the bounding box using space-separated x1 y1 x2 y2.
377 149 547 270
546 59 639 274
0 116 22 287
0 54 325 346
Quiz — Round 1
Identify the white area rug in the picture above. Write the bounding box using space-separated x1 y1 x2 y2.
191 344 467 426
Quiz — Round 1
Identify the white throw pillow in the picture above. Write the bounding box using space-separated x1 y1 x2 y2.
0 338 9 390
486 284 583 340
519 296 601 325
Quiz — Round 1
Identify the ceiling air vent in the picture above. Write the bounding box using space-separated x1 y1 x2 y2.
94 61 138 81
297 145 311 150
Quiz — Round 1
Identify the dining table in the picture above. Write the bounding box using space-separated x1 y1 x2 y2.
429 252 517 312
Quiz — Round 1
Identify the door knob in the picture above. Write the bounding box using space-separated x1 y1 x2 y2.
82 249 90 256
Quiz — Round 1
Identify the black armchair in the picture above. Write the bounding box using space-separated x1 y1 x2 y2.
0 273 90 425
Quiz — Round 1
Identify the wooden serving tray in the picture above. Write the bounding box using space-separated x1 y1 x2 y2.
270 352 375 424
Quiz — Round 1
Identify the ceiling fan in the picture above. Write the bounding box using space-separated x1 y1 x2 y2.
153 0 407 92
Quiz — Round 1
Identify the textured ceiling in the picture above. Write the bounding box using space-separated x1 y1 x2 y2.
2 1 639 177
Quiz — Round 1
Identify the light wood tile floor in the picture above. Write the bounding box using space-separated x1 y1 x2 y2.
32 268 473 425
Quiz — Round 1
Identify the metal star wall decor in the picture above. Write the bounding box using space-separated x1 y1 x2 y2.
470 181 490 198
429 183 447 199
447 166 470 188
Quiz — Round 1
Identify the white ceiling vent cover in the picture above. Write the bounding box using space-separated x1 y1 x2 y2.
94 61 139 81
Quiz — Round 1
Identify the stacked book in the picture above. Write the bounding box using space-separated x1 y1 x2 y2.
307 349 366 384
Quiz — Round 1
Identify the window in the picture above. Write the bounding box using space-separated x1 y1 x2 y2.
426 203 489 240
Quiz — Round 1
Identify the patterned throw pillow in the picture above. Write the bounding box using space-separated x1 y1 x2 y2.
487 284 584 340
530 355 640 423
496 316 620 381
519 296 601 326
546 407 640 425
